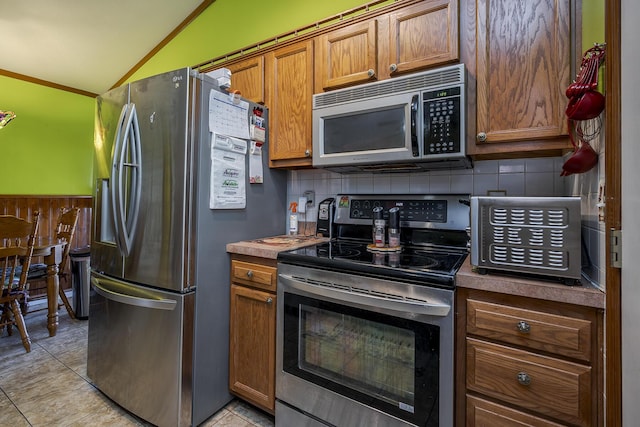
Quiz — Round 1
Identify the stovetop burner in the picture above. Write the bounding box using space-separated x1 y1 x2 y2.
316 242 362 259
391 252 439 270
278 194 471 289
278 240 468 289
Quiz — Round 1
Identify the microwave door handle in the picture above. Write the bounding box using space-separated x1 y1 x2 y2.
410 94 419 157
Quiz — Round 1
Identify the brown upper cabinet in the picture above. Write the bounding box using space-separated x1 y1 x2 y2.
224 56 265 104
315 0 459 92
201 0 577 166
265 40 315 168
464 0 573 157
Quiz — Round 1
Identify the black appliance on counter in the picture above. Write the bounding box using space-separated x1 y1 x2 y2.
315 197 335 238
276 194 470 427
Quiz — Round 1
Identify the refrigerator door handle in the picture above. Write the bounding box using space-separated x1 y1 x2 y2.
110 103 128 250
91 275 177 311
111 103 142 257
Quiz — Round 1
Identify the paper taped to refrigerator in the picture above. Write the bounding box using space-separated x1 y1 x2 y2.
208 90 250 140
210 133 247 209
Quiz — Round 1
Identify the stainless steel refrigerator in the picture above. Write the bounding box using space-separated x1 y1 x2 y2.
87 68 286 427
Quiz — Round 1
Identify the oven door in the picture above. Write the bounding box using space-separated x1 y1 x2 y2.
276 263 454 427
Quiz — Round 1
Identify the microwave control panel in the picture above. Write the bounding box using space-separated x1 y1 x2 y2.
423 87 462 156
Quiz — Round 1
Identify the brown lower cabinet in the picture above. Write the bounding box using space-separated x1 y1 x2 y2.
229 255 277 414
457 288 603 426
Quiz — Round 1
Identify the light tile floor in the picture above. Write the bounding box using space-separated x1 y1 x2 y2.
0 296 275 427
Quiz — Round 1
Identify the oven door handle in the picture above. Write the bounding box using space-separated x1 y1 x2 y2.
279 274 451 317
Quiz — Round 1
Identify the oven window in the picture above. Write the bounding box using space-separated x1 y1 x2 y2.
323 106 406 154
283 293 439 426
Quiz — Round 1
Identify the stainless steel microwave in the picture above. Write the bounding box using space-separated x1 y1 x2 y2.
312 63 471 173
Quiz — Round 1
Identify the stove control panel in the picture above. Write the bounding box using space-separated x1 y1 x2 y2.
334 194 470 231
348 199 448 222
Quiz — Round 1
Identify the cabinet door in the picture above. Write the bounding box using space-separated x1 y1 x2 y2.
229 284 276 413
475 0 570 144
315 20 378 91
265 40 314 167
385 0 459 76
225 56 265 104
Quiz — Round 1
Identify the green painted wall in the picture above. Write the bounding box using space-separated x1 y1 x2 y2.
0 75 95 195
582 0 605 49
2 0 605 195
582 0 605 91
0 0 369 196
128 0 370 82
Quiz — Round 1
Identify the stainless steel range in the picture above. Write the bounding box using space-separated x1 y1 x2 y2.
276 194 470 427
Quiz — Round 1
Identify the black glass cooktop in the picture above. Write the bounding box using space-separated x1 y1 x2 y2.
278 240 468 289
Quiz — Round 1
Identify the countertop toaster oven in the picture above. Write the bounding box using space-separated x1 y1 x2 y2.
470 196 582 283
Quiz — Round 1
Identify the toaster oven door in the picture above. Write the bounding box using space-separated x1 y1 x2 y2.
470 196 582 281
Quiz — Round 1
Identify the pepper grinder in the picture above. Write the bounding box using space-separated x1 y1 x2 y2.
388 207 401 248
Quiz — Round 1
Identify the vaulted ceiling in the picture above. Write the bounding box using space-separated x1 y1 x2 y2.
1 0 210 95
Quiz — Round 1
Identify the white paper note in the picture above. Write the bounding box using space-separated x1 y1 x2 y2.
210 133 247 209
249 141 263 184
208 90 250 140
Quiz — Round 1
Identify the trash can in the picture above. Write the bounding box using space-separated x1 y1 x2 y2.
69 246 91 320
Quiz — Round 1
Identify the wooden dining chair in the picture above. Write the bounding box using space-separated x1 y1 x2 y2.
0 212 40 352
23 207 80 319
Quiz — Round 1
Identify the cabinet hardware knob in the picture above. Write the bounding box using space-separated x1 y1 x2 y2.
517 372 531 386
304 149 311 157
389 64 398 73
476 132 487 142
246 270 253 278
367 68 375 77
517 321 531 333
266 297 273 304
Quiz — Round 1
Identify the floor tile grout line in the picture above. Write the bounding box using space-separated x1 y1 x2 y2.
0 381 33 426
2 306 272 427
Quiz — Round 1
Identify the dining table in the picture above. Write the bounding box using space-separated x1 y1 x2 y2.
32 237 68 337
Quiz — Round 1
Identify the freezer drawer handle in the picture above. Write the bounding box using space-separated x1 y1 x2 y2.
91 277 177 310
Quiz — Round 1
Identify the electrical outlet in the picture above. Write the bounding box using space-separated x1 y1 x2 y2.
298 197 307 213
303 190 315 207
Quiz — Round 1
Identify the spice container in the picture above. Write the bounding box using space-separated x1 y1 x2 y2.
388 207 400 248
289 202 298 235
372 206 386 248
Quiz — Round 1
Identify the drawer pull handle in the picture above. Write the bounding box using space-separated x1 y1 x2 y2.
517 321 531 333
246 270 254 278
266 297 273 304
517 372 531 386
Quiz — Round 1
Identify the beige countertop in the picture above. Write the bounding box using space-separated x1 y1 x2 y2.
228 236 605 309
457 258 605 309
226 234 329 259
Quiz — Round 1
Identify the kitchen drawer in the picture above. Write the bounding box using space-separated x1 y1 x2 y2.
231 260 277 292
466 338 592 426
467 395 566 427
467 298 592 362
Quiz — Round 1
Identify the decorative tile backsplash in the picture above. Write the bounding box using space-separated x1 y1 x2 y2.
286 155 605 289
287 157 569 219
